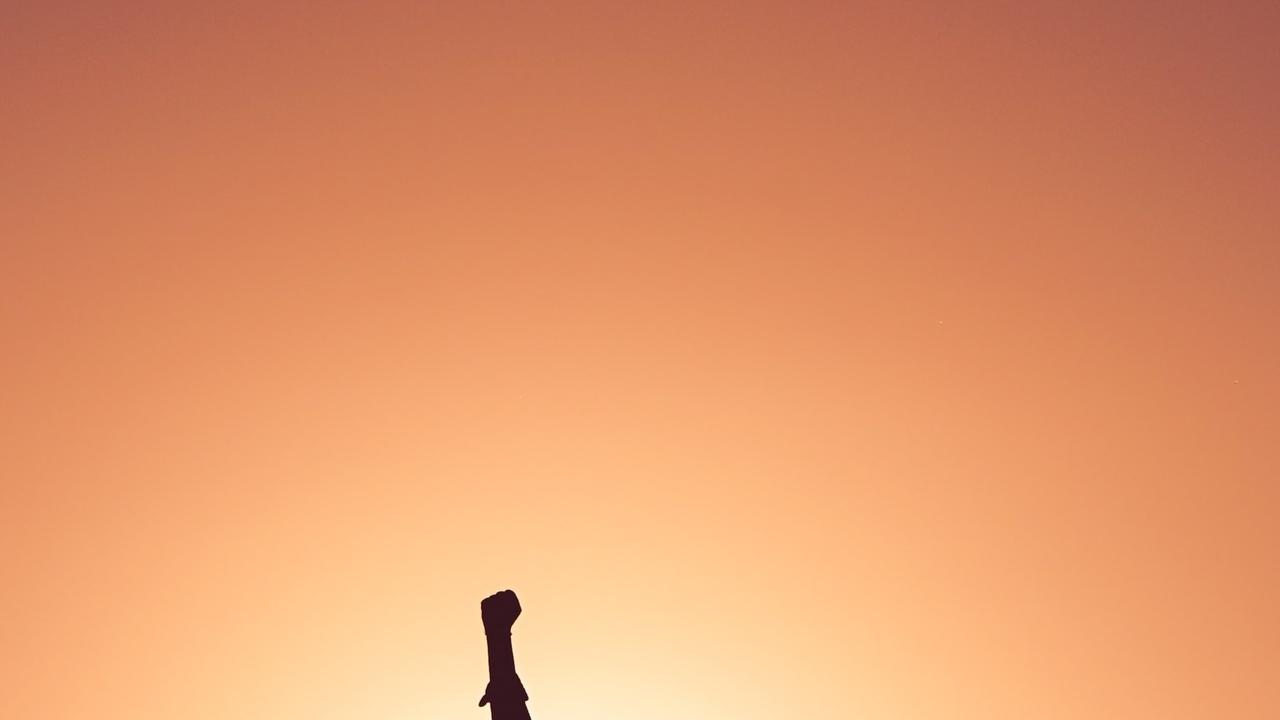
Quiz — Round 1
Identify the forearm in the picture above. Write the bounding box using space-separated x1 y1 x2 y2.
486 633 518 680
483 631 530 720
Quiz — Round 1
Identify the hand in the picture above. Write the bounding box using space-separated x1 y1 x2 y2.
481 589 522 635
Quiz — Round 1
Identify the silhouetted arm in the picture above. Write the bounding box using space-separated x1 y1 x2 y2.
479 590 531 720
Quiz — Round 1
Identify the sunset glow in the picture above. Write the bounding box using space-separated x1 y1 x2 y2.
3 3 1278 719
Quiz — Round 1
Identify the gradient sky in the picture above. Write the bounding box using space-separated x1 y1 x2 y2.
3 2 1278 719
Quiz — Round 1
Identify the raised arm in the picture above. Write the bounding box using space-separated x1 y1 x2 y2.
479 590 532 720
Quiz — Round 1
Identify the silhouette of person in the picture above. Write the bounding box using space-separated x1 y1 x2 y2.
479 590 532 720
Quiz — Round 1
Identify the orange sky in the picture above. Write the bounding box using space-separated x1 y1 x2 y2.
3 2 1278 719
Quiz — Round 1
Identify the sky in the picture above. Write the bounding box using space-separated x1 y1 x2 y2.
2 2 1278 719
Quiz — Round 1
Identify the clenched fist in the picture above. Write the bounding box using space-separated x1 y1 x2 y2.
481 589 522 635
